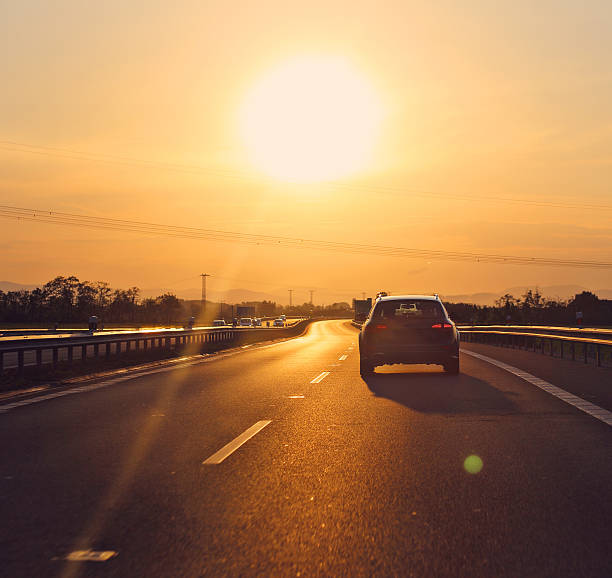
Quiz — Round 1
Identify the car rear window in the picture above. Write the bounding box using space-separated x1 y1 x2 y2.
372 300 443 320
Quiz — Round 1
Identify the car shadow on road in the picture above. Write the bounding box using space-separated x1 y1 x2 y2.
362 365 519 415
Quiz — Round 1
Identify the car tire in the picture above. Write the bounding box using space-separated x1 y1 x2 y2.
360 356 374 376
444 358 460 374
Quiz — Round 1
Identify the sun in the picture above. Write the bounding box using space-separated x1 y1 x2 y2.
239 55 383 183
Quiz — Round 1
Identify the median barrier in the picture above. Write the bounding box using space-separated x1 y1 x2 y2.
0 319 315 377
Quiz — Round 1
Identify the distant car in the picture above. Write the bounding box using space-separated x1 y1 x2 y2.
273 319 284 327
359 294 459 375
212 319 225 327
240 317 253 327
280 314 286 321
253 318 262 327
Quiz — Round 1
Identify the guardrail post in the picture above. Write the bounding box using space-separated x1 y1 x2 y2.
570 341 575 361
36 349 42 367
94 343 99 358
596 345 601 367
53 347 59 366
81 344 87 362
17 350 24 375
68 345 73 364
584 343 588 364
0 351 4 372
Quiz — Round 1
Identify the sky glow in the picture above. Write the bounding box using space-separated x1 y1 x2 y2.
1 1 611 301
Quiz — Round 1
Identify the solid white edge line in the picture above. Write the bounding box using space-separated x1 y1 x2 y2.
202 420 272 464
310 371 330 384
463 350 612 427
257 341 292 350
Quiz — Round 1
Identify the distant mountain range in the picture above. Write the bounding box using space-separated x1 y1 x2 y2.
0 281 41 292
2 281 611 306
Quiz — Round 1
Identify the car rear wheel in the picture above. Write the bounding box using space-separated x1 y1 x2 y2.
360 356 374 376
443 358 459 374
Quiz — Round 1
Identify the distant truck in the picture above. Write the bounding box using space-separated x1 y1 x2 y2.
237 305 256 318
353 298 372 322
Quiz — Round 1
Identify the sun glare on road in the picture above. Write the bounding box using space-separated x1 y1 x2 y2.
239 55 383 183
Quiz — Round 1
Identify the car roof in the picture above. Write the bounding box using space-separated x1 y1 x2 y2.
377 294 440 302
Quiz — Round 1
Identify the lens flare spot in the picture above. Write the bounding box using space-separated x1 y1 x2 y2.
463 454 484 474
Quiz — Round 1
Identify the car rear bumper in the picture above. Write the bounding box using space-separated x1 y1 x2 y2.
362 344 458 366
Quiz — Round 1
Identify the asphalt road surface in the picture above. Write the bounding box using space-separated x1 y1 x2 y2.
0 320 610 577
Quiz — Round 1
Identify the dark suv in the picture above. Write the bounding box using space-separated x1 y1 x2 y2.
359 295 459 375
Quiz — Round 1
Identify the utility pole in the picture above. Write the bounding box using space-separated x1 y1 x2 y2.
201 273 210 314
309 290 314 305
288 289 293 307
362 292 366 300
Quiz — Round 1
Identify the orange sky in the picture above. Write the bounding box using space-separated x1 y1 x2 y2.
1 1 611 302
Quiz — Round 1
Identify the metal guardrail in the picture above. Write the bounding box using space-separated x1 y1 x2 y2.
460 328 612 367
0 321 311 375
459 324 612 340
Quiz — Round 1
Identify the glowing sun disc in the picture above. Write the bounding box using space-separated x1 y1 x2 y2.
239 55 382 182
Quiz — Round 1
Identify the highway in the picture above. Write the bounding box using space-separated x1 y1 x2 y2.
0 320 610 577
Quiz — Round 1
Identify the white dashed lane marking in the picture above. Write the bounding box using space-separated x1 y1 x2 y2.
338 355 348 361
463 350 612 427
202 420 272 465
310 371 330 384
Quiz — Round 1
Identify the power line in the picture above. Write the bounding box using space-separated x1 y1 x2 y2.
1 205 611 269
2 140 612 212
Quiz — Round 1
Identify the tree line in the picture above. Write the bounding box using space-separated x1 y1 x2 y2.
445 289 612 326
0 276 354 326
0 276 183 325
3 277 609 327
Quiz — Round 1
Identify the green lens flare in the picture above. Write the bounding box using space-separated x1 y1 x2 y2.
464 454 483 474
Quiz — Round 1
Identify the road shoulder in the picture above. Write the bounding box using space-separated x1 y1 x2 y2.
461 342 612 412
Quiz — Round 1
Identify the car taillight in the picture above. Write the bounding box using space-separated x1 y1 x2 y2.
431 323 453 329
374 324 388 330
